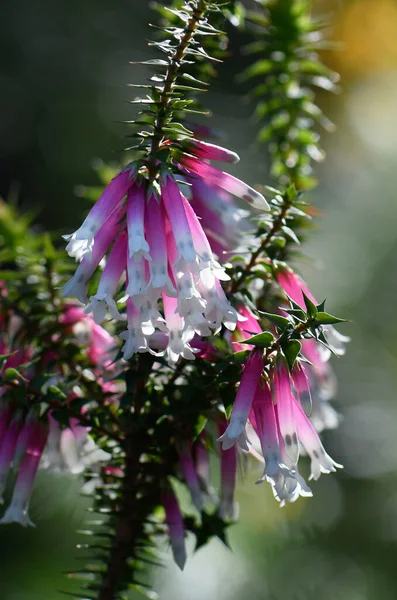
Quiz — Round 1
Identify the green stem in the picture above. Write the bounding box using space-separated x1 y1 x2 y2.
147 0 209 178
230 191 292 294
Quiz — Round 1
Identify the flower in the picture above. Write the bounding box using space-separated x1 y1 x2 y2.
0 300 115 525
178 441 203 512
0 419 48 527
162 485 187 571
217 417 238 521
300 339 340 433
250 382 312 506
63 142 268 364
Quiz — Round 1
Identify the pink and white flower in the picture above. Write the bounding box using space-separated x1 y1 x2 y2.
0 420 48 527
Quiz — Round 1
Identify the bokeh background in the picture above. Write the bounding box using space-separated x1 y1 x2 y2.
2 0 397 598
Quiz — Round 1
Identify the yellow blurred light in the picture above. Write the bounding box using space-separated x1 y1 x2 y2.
332 0 397 76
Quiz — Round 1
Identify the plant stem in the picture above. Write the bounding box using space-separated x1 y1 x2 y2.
97 355 155 600
230 193 291 294
147 0 209 178
97 438 141 600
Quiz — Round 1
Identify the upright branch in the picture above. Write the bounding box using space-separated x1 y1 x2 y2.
241 0 339 190
148 0 209 176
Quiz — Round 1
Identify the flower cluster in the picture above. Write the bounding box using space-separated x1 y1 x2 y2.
62 141 268 364
0 302 114 526
218 347 342 506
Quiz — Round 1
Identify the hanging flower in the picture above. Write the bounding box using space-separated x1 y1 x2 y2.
0 300 115 525
162 485 187 571
218 353 342 506
62 142 268 364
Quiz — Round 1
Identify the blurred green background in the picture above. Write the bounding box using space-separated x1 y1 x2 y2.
2 0 397 598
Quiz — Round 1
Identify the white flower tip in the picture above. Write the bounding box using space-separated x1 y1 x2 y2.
0 506 36 528
216 433 235 451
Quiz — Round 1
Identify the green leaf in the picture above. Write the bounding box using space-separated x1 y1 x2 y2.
232 350 250 363
239 59 274 81
130 59 168 66
315 312 347 325
0 352 13 370
241 332 274 348
285 307 306 322
282 226 300 245
282 340 302 371
3 367 27 383
302 292 317 319
259 312 290 330
193 415 208 439
47 385 67 401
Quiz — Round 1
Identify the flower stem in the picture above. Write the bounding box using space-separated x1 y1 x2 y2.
97 439 141 600
230 191 292 294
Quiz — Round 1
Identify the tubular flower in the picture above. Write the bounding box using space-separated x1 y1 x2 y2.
300 339 340 433
218 417 239 521
162 485 187 571
250 383 312 506
218 348 265 451
63 143 268 364
178 441 203 512
0 419 48 527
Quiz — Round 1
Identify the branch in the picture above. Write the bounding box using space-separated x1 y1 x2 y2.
147 0 210 178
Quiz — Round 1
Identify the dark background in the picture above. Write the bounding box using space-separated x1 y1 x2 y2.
2 1 397 598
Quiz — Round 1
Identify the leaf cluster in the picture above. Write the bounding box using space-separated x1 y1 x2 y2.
240 0 339 189
125 0 227 169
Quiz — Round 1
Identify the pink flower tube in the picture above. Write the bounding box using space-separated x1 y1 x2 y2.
177 153 269 211
161 172 197 267
162 485 187 571
63 167 134 259
0 411 23 502
84 231 128 323
273 361 300 465
0 420 48 527
218 348 264 450
218 418 238 520
183 139 240 164
178 441 203 512
126 181 150 261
